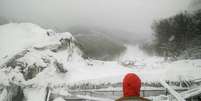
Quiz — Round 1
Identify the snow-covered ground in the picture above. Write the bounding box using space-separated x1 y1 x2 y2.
0 23 201 101
0 23 47 64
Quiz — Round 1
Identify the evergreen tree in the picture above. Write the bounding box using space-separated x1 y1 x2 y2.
151 9 201 60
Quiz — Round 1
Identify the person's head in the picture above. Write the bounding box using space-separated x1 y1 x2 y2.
123 73 141 97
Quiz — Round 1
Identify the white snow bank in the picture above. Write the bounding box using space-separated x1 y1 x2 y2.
163 59 201 81
0 23 47 58
65 59 201 85
53 97 65 101
77 95 113 101
0 23 74 65
34 32 73 48
23 87 47 101
0 67 25 86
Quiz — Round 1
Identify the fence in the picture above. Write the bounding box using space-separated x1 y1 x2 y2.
68 88 188 99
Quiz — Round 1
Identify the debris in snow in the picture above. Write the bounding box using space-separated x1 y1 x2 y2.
53 60 68 73
46 29 56 36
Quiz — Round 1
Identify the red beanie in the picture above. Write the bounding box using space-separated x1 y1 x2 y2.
123 73 141 97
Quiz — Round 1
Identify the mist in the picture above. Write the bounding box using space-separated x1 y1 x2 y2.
0 0 192 40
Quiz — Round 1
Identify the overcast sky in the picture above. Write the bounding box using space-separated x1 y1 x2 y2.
0 0 192 38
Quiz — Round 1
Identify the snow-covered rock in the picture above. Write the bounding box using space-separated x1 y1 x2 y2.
0 23 83 101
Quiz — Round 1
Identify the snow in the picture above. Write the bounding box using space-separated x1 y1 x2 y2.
0 23 201 101
160 80 185 101
0 67 25 86
148 95 169 101
0 23 74 66
52 88 71 97
181 85 201 99
53 97 65 101
77 95 113 101
33 32 73 48
23 87 47 101
0 23 192 87
0 87 15 101
55 44 201 89
0 23 47 61
163 60 201 81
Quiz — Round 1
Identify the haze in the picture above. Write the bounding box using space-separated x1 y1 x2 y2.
0 0 192 40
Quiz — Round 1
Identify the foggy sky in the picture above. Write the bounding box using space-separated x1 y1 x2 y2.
0 0 192 39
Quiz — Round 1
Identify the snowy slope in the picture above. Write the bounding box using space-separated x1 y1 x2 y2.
0 23 47 61
2 23 200 86
0 23 201 101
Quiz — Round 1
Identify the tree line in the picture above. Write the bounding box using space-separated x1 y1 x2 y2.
142 9 201 60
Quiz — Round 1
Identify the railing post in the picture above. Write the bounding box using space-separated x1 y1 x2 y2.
142 90 144 97
166 88 168 96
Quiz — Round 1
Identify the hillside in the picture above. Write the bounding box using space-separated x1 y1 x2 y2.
0 23 201 101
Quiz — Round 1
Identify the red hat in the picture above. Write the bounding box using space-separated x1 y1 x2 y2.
123 73 141 97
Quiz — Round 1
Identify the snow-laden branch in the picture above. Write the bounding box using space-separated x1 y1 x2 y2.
160 80 186 101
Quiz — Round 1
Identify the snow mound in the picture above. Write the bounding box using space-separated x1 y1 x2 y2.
164 59 201 81
0 23 83 101
0 22 83 87
0 23 47 59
